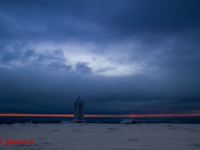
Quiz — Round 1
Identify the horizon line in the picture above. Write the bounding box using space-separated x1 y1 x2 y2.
0 113 200 118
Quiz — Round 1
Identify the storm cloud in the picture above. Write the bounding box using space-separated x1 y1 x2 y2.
0 0 200 114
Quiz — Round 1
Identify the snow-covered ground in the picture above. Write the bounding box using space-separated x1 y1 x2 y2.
0 123 200 150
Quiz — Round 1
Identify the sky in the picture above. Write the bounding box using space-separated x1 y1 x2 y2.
0 0 200 116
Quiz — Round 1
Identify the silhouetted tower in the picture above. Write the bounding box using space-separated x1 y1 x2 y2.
72 96 85 123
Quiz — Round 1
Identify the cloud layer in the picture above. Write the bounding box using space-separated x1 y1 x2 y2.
0 0 200 114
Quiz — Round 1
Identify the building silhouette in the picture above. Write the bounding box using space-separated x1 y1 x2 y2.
72 96 85 123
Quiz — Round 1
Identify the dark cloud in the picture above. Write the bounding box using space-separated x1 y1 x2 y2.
47 60 71 71
76 62 92 74
0 0 199 43
24 49 35 57
0 0 200 115
0 45 73 72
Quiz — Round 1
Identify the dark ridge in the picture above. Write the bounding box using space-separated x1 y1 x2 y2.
0 121 62 124
0 117 200 124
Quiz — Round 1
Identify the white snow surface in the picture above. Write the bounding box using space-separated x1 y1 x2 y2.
0 123 200 150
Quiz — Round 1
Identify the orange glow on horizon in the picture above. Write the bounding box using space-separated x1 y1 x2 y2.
0 113 199 118
130 113 200 118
